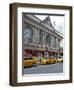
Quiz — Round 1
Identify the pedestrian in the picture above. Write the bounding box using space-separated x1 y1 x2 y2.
38 53 42 63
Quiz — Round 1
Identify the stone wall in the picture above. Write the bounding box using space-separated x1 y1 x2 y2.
22 14 62 51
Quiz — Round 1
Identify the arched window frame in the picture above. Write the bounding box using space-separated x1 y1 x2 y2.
24 26 33 43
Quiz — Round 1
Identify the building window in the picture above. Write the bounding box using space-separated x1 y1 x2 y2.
46 34 51 47
24 27 33 43
39 30 43 44
53 37 56 48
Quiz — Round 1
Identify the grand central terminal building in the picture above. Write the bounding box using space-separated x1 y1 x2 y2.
22 13 63 59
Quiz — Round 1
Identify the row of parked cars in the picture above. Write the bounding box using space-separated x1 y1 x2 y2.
24 56 63 68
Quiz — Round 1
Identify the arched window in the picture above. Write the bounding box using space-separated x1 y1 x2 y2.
46 34 51 47
39 30 43 44
24 27 33 43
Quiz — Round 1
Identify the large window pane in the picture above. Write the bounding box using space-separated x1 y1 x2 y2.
24 27 33 43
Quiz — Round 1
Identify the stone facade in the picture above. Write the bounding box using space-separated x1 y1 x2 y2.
22 13 63 58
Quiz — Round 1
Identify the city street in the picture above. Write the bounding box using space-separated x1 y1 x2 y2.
24 63 63 74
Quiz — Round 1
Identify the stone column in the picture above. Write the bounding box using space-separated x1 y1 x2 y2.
34 27 37 43
42 31 44 45
36 28 39 44
33 27 36 43
44 32 47 43
51 36 54 48
32 27 39 44
32 26 35 43
57 39 60 58
56 38 59 49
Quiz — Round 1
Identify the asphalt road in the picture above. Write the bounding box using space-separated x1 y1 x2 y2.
23 63 63 74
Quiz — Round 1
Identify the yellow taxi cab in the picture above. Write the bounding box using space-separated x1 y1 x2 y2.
24 57 38 68
57 57 63 63
41 57 57 65
47 56 57 64
32 57 38 64
41 58 48 65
